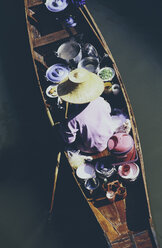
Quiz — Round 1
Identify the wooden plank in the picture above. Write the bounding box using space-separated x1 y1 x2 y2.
33 28 77 48
88 201 120 242
27 0 43 8
97 200 129 236
27 9 38 23
134 231 153 248
33 51 48 68
98 204 121 228
91 147 111 159
29 22 41 40
112 231 154 248
112 237 133 248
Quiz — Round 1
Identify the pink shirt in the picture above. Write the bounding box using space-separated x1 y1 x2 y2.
60 97 115 153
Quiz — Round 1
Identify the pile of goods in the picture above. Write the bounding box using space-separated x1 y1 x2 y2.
68 132 140 202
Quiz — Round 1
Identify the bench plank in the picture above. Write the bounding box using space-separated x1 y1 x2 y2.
33 28 77 48
27 0 43 8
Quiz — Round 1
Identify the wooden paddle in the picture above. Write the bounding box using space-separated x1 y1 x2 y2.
91 148 111 160
49 152 61 216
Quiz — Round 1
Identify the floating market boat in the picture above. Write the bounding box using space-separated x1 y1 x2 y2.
24 0 159 247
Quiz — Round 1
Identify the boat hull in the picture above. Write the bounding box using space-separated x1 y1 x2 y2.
24 1 159 247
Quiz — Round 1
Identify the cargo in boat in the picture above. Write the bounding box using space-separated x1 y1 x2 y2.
24 0 159 247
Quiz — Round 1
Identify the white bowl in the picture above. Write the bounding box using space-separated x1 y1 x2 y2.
76 164 96 180
118 163 140 182
46 85 58 98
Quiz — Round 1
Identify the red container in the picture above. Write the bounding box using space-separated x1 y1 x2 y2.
107 133 136 163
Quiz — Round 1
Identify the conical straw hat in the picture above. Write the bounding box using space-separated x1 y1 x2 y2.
57 68 104 104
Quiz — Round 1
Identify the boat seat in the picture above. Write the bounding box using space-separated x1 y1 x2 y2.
27 0 44 8
33 28 77 48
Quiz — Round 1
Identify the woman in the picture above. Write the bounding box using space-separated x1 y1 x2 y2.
57 68 130 154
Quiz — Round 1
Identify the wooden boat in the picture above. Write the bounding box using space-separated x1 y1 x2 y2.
24 1 159 247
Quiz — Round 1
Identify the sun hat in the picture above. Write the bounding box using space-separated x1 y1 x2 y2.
57 68 104 104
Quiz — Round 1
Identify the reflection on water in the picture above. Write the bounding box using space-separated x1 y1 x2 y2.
0 0 162 247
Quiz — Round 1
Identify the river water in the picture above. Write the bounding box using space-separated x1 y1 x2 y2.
0 0 162 247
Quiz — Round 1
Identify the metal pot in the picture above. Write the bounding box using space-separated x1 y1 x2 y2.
78 56 100 73
107 133 136 163
95 161 116 179
56 41 82 64
83 43 98 57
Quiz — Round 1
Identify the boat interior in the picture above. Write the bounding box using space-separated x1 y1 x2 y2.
25 0 157 247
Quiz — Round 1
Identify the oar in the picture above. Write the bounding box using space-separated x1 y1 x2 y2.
49 151 61 217
65 102 69 119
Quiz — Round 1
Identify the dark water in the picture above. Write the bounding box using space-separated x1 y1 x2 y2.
0 0 162 247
